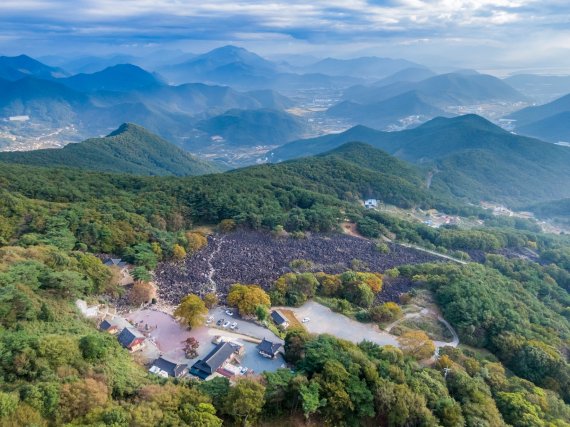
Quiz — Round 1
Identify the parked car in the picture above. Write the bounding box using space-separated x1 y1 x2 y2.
222 321 230 328
302 317 311 323
230 322 237 330
206 316 214 324
225 310 234 316
216 319 224 326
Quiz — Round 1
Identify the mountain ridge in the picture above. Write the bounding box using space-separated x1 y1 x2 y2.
0 123 220 176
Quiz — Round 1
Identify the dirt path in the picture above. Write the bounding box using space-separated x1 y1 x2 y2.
385 308 428 332
384 307 460 348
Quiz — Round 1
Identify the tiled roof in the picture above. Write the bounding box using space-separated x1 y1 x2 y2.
150 357 187 377
271 310 288 325
117 327 144 348
257 338 281 356
191 342 236 377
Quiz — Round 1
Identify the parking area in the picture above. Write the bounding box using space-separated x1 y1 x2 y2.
208 306 284 343
286 301 400 347
286 301 458 350
128 307 285 375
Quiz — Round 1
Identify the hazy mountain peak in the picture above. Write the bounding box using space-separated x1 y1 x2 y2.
62 63 163 92
0 54 69 80
417 113 501 131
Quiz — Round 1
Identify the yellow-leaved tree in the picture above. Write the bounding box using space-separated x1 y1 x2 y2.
227 284 270 316
174 294 208 329
398 331 435 360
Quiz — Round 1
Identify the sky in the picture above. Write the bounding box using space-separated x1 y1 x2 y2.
1 0 569 72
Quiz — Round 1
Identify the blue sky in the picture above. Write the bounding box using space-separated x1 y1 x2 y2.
1 0 569 72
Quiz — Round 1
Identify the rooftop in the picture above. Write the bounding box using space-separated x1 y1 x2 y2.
257 338 282 356
271 310 288 325
149 357 187 378
191 341 238 379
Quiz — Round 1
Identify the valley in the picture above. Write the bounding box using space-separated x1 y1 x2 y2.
1 33 570 427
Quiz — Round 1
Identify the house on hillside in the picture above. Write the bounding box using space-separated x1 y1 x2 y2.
271 310 289 329
99 319 120 335
257 338 282 359
117 327 145 352
149 357 188 378
190 341 241 380
364 199 378 209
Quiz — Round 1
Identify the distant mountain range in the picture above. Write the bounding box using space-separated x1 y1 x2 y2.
508 94 570 143
343 72 527 106
372 67 436 87
0 123 220 176
0 61 293 146
60 64 164 92
160 45 364 89
301 57 425 79
190 108 306 148
504 74 570 102
0 54 69 81
326 90 449 130
325 72 527 130
271 114 570 204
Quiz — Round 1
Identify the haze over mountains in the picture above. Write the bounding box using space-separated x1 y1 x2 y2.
0 123 221 176
1 44 570 182
272 115 570 204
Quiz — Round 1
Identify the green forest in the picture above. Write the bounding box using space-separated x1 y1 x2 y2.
1 142 570 425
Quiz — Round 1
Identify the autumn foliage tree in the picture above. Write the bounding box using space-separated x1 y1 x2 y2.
203 292 218 309
398 331 436 360
227 284 270 316
186 231 207 254
370 302 403 323
129 281 154 306
172 244 187 260
174 294 208 329
58 379 108 423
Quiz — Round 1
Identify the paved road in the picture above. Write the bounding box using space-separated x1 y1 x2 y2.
286 301 458 350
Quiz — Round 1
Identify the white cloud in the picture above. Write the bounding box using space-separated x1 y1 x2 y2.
0 0 568 70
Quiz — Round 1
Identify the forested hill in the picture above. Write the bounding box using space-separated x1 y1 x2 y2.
0 140 479 253
0 123 221 176
272 114 570 204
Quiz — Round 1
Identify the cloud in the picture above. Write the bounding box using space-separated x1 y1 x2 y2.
0 0 568 70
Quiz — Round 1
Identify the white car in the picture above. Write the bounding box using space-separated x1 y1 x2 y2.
230 322 238 330
206 316 214 324
225 310 234 316
222 321 230 328
302 317 311 323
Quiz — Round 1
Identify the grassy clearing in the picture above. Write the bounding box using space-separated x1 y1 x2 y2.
392 316 454 341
